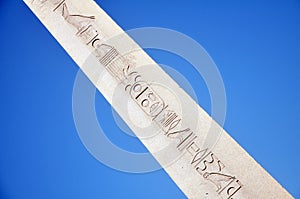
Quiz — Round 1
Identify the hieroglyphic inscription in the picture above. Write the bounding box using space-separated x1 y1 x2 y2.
32 1 243 198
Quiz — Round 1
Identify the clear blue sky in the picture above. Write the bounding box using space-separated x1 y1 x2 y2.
0 0 299 198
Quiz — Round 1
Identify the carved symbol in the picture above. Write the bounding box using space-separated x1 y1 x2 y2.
203 172 235 192
61 3 95 34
